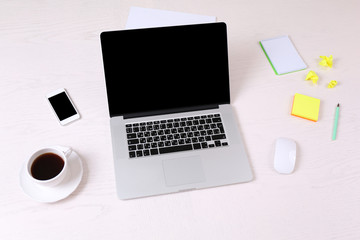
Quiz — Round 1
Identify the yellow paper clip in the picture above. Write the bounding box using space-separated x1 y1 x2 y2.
319 55 333 68
305 70 319 84
328 80 337 88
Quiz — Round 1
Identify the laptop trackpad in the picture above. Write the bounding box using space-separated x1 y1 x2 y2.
162 156 205 187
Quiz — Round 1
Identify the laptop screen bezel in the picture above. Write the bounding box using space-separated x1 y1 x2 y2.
100 22 231 118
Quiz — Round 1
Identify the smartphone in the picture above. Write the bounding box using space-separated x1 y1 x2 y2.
46 88 80 125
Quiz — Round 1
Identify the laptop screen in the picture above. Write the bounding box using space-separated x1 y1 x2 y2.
101 22 230 118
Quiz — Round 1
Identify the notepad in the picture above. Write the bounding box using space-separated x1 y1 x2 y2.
260 36 307 75
291 93 320 122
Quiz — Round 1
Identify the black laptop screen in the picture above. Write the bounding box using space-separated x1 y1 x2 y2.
101 22 230 118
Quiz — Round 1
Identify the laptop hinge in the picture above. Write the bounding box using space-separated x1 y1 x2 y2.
121 104 219 119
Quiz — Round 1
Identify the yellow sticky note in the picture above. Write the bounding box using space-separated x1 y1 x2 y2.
305 70 319 84
291 93 320 122
319 55 333 68
328 80 337 88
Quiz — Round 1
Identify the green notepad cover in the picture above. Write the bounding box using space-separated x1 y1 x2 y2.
259 41 279 75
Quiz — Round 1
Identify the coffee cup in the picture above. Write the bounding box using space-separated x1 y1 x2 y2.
27 147 72 187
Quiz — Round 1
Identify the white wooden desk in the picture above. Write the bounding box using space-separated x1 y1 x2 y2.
1 0 360 239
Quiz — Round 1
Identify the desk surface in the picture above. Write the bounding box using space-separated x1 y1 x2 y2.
1 0 360 239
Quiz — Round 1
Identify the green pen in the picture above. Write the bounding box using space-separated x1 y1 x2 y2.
332 103 340 140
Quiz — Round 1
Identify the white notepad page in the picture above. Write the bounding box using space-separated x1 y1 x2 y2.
126 7 216 29
260 36 307 75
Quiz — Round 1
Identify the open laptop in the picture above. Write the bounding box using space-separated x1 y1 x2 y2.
100 22 253 199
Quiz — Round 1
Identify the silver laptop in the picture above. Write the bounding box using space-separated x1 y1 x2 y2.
100 22 253 199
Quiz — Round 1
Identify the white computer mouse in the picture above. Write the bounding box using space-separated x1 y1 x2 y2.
274 138 296 174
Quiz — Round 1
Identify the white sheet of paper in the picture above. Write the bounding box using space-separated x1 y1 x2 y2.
125 7 216 29
260 36 307 75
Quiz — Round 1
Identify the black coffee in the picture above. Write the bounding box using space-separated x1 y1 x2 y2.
31 153 65 180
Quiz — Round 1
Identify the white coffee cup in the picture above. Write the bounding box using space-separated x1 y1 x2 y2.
27 147 72 187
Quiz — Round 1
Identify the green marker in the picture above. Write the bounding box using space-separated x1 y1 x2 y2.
332 103 340 140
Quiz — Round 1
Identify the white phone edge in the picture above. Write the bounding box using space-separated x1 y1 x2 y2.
46 88 80 126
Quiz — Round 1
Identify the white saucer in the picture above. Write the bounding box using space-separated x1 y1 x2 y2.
19 146 83 203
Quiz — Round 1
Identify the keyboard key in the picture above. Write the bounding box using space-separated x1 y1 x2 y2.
129 152 136 158
127 133 137 139
212 134 226 140
212 117 222 123
201 142 208 148
193 143 201 149
159 144 193 154
136 151 143 157
129 145 136 151
150 148 159 155
128 139 139 145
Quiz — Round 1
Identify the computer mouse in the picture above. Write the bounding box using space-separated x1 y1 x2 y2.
274 138 296 174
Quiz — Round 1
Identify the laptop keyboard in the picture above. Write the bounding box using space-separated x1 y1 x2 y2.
126 114 229 158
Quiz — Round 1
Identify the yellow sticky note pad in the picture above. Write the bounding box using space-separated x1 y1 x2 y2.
291 93 320 122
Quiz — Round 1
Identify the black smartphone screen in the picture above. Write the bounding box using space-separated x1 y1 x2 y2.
48 92 77 121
